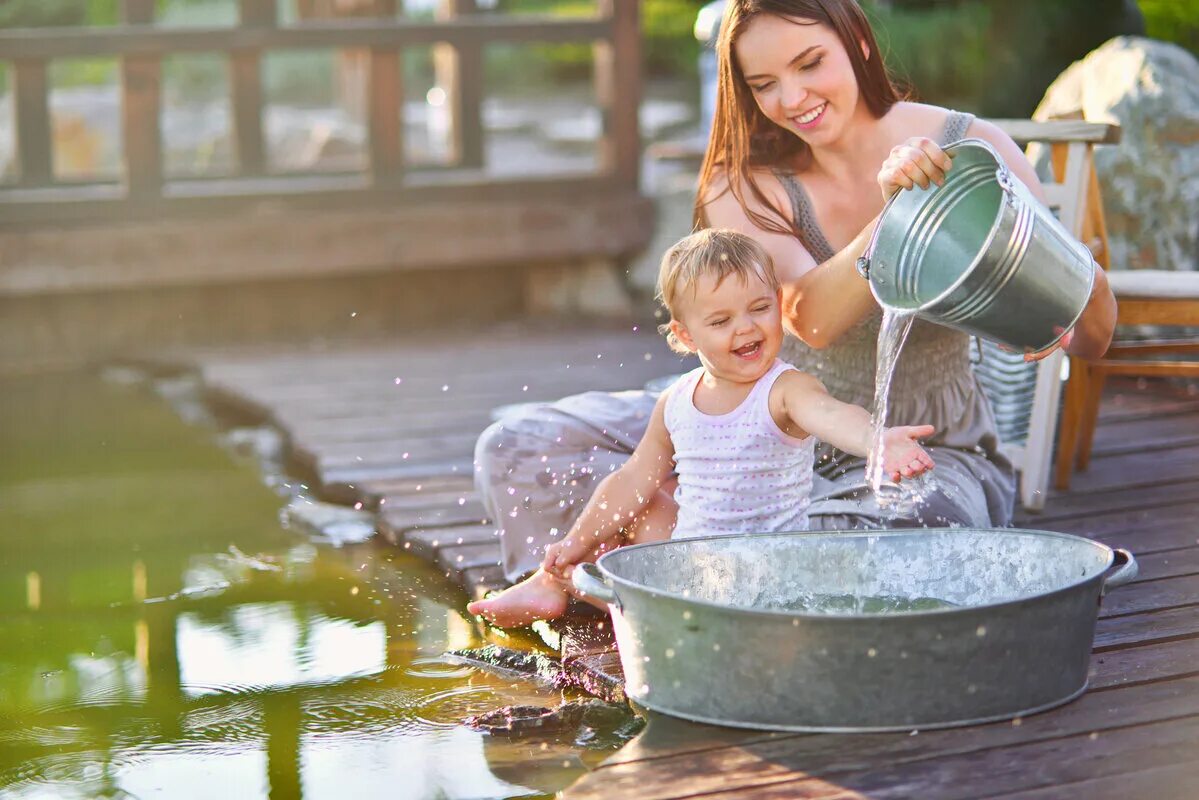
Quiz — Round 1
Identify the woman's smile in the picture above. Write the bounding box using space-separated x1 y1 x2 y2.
791 101 828 130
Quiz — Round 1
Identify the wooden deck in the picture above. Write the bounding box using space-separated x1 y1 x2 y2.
151 320 1199 799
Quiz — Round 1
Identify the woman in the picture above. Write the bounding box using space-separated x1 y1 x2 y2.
471 0 1116 618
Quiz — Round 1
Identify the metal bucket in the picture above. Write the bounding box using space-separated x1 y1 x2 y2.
573 528 1136 732
856 138 1096 351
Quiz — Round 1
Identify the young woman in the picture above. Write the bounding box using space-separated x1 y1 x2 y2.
472 0 1116 600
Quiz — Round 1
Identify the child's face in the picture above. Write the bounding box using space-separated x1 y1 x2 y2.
670 267 784 383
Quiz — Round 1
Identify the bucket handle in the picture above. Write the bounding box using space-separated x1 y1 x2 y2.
855 199 897 281
1101 548 1138 595
572 563 620 609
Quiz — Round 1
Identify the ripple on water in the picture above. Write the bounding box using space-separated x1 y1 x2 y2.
403 655 475 680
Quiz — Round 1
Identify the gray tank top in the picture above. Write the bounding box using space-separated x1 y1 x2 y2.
773 111 1002 454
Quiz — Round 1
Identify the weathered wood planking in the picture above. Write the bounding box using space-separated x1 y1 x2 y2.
165 321 687 599
166 323 1199 799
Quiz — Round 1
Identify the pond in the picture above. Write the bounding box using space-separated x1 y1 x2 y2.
0 370 636 799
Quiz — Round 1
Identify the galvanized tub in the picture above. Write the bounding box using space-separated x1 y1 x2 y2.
573 528 1136 732
857 138 1096 352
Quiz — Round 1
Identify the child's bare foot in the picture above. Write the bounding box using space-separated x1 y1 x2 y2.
466 569 570 628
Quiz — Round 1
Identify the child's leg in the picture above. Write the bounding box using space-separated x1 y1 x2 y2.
561 479 677 611
468 479 678 626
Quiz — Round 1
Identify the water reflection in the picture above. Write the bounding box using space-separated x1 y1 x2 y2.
0 371 625 799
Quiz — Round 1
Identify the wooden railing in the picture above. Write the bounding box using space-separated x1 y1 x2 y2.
0 0 642 225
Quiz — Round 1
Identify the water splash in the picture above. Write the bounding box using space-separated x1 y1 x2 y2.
867 309 938 518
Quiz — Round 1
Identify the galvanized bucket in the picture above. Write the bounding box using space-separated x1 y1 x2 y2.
856 138 1096 352
573 528 1136 732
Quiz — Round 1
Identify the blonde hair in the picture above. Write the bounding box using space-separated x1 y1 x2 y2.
656 228 780 354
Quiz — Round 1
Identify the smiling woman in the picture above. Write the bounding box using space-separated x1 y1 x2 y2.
472 0 1117 598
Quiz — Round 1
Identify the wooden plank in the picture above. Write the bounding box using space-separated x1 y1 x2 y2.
436 541 501 584
1062 446 1199 495
1089 638 1199 691
1097 573 1199 619
13 59 53 186
993 759 1199 799
0 190 655 294
566 676 1199 800
292 431 480 471
0 18 613 62
360 474 476 503
397 522 497 557
121 0 162 199
1094 605 1199 651
378 499 489 539
1018 478 1199 525
993 119 1121 145
461 563 507 599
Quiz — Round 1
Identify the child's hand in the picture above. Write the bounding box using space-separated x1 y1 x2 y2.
879 424 936 482
542 533 601 578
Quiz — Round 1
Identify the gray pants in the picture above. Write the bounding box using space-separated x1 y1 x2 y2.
475 389 1014 583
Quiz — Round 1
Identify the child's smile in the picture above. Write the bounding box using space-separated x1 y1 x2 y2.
671 267 784 386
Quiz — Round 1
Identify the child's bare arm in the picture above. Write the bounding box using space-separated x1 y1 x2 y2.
542 392 676 576
776 371 935 480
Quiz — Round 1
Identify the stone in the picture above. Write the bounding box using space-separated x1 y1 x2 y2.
1032 36 1199 274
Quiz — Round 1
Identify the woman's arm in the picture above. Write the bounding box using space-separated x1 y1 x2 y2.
968 119 1117 359
703 179 877 349
542 392 676 575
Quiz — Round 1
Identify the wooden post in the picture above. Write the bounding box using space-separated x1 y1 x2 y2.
595 0 641 189
366 0 403 185
13 59 53 187
121 0 162 199
435 0 484 169
232 0 275 175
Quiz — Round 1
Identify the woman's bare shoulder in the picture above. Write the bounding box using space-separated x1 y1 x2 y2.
700 164 791 224
884 101 961 139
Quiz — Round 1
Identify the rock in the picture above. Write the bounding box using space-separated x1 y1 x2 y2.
465 699 643 744
1032 36 1199 274
282 497 375 546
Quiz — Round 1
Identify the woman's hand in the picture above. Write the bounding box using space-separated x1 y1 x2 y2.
878 137 955 201
878 424 937 481
1022 327 1075 363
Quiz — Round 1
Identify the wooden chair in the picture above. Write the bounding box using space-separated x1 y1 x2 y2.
983 120 1122 510
1054 264 1199 489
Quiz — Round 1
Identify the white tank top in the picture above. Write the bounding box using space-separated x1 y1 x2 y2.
664 359 815 539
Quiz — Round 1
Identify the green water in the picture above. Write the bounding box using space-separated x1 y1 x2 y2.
0 371 614 799
777 594 960 615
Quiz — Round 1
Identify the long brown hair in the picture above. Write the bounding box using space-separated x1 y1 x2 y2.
694 0 904 245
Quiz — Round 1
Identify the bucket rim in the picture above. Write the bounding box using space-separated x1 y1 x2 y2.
595 526 1118 621
868 137 1009 314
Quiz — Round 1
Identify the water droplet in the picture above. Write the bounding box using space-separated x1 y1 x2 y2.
976 625 987 637
867 647 878 658
665 648 676 658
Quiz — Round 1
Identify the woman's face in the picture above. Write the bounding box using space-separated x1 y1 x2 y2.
734 14 862 147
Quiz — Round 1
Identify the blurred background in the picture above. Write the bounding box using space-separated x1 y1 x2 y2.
0 0 1196 374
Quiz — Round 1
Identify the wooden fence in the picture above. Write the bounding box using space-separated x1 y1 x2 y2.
0 0 642 225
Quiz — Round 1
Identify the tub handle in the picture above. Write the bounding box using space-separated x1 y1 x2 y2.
1102 548 1138 595
572 563 620 609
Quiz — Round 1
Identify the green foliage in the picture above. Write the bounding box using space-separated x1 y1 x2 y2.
865 1 991 109
493 0 706 83
1139 0 1199 54
0 0 125 28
